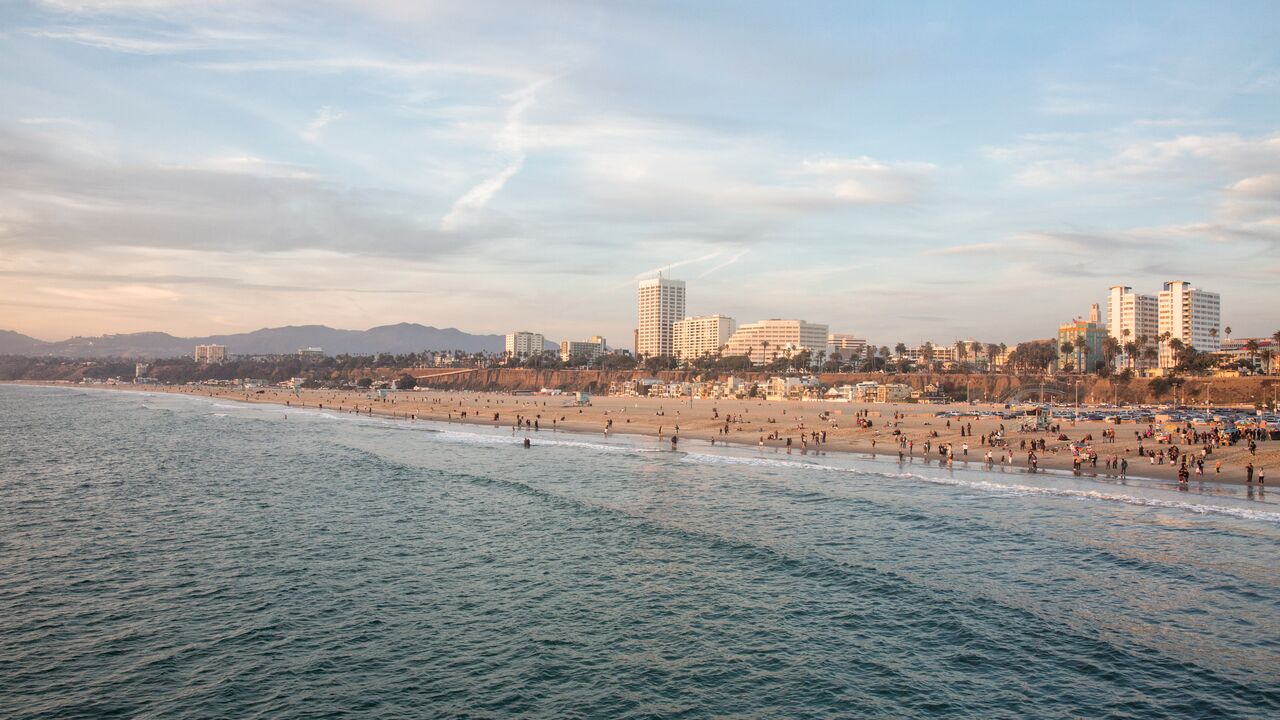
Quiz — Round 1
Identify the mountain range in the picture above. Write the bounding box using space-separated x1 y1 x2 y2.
0 323 552 359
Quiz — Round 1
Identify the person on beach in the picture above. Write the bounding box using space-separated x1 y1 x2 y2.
1246 462 1254 483
1260 466 1266 485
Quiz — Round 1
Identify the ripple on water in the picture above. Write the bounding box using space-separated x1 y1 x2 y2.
1 385 1278 719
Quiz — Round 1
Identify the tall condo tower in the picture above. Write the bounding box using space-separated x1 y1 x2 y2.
637 276 686 358
1106 285 1158 368
1157 280 1221 368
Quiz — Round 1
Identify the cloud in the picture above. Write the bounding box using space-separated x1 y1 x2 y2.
440 81 543 231
798 156 936 204
698 247 750 277
988 129 1280 189
1229 173 1280 199
301 105 342 143
0 124 473 260
30 28 205 54
923 242 1002 256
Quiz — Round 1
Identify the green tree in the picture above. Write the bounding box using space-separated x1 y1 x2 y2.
395 374 417 390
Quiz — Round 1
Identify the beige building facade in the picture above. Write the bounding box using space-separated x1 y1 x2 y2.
725 319 829 366
673 315 737 362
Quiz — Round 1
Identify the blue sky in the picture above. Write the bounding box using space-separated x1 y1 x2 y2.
1 0 1277 345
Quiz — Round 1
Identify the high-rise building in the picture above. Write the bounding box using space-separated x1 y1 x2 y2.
636 277 686 358
1106 285 1158 368
194 344 226 364
672 315 737 362
1157 280 1221 368
505 331 546 359
724 319 829 366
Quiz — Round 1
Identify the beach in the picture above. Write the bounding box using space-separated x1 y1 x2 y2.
63 382 1279 488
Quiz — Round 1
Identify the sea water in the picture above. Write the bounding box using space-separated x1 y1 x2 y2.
1 385 1277 718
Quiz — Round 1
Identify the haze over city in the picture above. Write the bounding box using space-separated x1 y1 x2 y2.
2 0 1278 345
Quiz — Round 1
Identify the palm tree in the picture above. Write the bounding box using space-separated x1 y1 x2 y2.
1060 340 1075 373
921 342 934 373
1225 326 1233 342
985 343 1000 371
1260 348 1275 376
955 339 967 370
1103 336 1121 371
1244 339 1261 373
1124 341 1139 371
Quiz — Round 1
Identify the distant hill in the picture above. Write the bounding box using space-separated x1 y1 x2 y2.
0 330 49 355
0 323 551 359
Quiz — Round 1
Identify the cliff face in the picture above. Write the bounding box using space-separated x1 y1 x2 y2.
406 368 1278 406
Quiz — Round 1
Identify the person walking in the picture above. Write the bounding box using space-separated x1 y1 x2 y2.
1246 462 1254 483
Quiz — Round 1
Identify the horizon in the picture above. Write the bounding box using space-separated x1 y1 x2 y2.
2 1 1278 344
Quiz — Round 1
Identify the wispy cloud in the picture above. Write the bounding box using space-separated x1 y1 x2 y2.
440 81 545 231
924 242 1002 256
300 105 342 143
698 247 750 277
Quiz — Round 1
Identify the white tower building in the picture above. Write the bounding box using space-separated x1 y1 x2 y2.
637 277 686 358
1157 280 1221 368
1106 285 1158 368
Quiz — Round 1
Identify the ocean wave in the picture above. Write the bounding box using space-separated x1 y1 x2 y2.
917 475 1280 524
678 452 1280 524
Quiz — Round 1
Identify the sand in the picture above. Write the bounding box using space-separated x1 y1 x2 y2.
102 383 1279 489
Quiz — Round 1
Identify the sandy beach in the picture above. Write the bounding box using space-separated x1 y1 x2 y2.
71 383 1278 488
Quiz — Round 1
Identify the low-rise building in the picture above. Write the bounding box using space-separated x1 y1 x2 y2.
827 333 867 360
673 315 738 362
725 319 829 366
559 336 607 363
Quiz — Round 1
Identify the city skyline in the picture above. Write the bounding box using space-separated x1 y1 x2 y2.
2 1 1278 344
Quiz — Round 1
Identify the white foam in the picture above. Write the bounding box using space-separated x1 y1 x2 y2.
917 475 1280 524
676 451 1280 525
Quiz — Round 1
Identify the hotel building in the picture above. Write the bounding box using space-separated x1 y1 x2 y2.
560 336 607 363
827 333 867 360
637 277 686 358
194 344 227 364
673 315 738 362
1057 309 1107 373
1157 280 1221 368
724 319 829 366
1106 285 1158 368
505 331 546 359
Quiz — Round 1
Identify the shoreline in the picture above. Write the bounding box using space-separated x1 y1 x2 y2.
11 380 1274 491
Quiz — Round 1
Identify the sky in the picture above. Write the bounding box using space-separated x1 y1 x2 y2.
1 0 1278 346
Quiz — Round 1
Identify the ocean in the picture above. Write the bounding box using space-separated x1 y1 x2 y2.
2 384 1278 718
